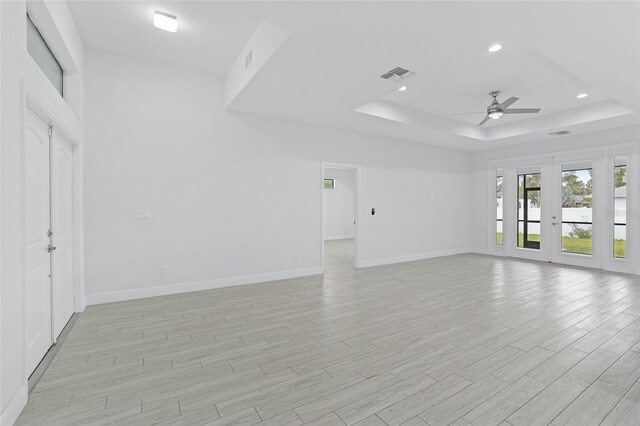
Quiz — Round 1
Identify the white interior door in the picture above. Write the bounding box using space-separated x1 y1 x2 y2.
25 109 52 375
51 132 74 337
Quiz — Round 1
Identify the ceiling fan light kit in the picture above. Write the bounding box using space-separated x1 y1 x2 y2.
475 91 542 126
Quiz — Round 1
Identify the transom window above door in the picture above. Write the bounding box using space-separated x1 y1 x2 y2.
27 14 63 96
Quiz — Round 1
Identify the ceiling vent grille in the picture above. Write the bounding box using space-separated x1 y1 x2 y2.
380 67 415 82
549 130 571 136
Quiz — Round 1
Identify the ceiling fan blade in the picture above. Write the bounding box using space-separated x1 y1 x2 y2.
478 116 490 126
500 96 519 108
453 111 485 116
503 108 541 114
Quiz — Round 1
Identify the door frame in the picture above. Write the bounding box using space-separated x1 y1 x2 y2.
321 162 360 270
22 83 84 381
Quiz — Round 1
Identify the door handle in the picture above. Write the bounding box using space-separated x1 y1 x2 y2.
48 245 57 252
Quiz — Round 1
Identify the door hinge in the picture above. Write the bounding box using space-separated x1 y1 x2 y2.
48 229 53 237
48 126 53 137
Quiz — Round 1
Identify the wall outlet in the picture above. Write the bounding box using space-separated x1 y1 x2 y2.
159 266 168 276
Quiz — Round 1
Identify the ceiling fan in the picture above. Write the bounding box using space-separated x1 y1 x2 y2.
474 91 541 126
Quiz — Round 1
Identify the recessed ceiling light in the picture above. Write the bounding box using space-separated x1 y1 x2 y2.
398 86 407 92
488 44 502 53
153 10 178 32
576 93 588 99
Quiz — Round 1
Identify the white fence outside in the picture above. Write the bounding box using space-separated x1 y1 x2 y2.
496 198 627 239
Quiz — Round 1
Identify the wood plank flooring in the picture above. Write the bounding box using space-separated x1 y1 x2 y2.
17 239 640 425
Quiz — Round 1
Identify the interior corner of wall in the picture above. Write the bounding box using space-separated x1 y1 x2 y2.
0 384 28 426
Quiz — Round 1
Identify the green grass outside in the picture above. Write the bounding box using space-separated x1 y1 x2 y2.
495 232 626 258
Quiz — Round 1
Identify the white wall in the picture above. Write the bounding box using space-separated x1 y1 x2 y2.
323 168 355 240
84 49 472 303
0 1 84 424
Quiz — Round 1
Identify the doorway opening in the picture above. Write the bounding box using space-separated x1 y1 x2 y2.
322 164 358 272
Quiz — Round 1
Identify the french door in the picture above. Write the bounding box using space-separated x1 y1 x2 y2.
550 155 601 269
502 150 635 273
25 108 74 375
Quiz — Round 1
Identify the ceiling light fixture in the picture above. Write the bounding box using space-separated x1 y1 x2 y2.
488 44 502 53
576 93 588 99
153 10 178 32
398 86 407 92
488 110 503 119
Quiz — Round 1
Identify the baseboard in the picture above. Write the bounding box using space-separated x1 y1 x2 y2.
0 385 27 426
324 235 354 241
86 266 323 305
358 247 472 268
470 247 490 255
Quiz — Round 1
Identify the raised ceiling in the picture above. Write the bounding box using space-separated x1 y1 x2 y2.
68 1 640 151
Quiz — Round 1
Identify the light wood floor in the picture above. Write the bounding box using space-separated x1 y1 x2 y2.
17 239 640 425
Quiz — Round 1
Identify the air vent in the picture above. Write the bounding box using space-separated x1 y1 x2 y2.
380 67 415 82
549 130 571 136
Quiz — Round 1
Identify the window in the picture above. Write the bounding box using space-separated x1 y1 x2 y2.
27 14 63 96
496 175 503 246
614 161 627 259
561 168 593 255
323 179 335 189
517 173 541 249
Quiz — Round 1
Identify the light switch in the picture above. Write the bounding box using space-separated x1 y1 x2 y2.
133 208 150 220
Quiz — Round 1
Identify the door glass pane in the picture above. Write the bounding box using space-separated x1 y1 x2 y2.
518 221 524 247
561 168 593 255
527 189 541 220
526 174 541 188
517 173 540 249
614 163 627 258
518 175 524 221
496 176 503 245
527 227 541 244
